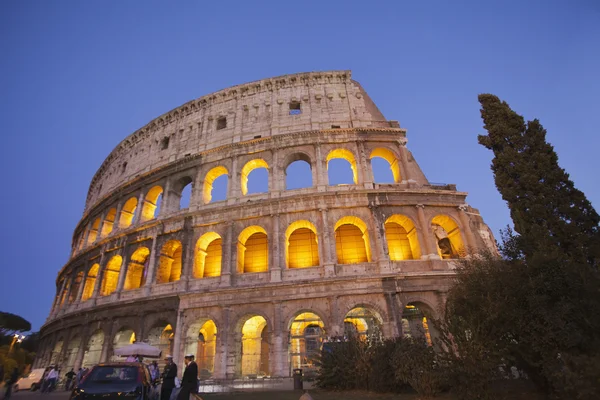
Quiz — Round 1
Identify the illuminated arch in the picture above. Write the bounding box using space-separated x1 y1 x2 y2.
87 217 101 244
124 247 150 290
194 232 222 278
285 220 320 268
237 226 268 273
119 197 138 228
64 335 82 371
289 312 325 374
110 328 136 361
59 279 71 306
402 302 434 346
156 240 182 283
146 323 173 367
384 215 421 260
344 307 383 340
334 216 371 264
431 214 465 259
240 159 269 196
203 166 228 204
81 263 99 301
370 148 401 183
241 316 269 377
82 329 104 368
101 208 117 237
68 271 84 303
141 185 163 222
184 319 218 378
100 255 122 296
326 149 358 185
284 153 313 190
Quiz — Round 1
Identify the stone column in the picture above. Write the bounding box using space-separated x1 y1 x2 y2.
213 307 230 380
159 178 171 217
74 268 87 304
179 219 195 290
220 222 234 287
320 208 335 277
398 141 412 183
133 189 146 225
227 156 239 205
52 278 68 314
357 140 372 189
172 311 184 369
113 202 124 232
458 204 477 253
116 249 130 296
328 296 343 337
270 149 281 194
270 214 282 282
314 144 327 191
416 205 439 259
95 210 108 242
91 251 107 299
82 221 92 249
367 206 388 270
99 323 112 363
143 236 159 295
73 326 90 371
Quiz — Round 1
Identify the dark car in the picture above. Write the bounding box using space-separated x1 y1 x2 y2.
69 363 158 400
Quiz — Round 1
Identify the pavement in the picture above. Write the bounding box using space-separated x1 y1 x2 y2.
8 389 71 400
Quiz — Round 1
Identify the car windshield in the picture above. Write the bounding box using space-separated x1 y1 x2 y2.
86 366 138 383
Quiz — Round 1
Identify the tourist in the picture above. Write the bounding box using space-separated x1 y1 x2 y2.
177 354 198 400
161 355 177 400
45 367 59 393
149 361 160 384
64 368 76 390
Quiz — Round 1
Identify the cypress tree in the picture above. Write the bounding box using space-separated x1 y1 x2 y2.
477 94 600 268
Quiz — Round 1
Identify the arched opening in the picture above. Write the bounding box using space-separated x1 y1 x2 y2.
326 149 358 185
178 177 193 210
284 154 313 190
50 339 64 366
111 328 136 361
402 303 434 346
141 185 163 222
87 217 101 245
147 324 173 368
334 216 371 264
431 215 465 259
124 247 150 290
385 215 421 260
203 166 228 204
240 316 269 378
289 312 325 376
64 336 81 371
285 221 320 269
101 208 117 238
82 330 104 368
237 226 268 273
81 263 99 301
194 232 222 278
59 279 71 306
184 320 218 379
156 240 182 284
241 159 269 195
68 272 84 303
370 148 401 183
119 197 138 229
344 307 383 340
100 255 123 296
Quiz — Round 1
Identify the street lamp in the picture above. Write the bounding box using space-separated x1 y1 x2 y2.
9 333 26 354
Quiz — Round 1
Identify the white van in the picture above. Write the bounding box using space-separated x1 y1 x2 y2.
14 368 45 391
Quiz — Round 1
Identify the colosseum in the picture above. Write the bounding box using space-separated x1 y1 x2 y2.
36 70 496 381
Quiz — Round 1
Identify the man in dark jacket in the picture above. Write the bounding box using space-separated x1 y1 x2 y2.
161 355 177 400
177 354 198 400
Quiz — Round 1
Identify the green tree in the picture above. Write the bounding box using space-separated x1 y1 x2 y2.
0 312 31 338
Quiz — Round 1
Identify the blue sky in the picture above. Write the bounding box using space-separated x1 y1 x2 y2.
1 1 598 331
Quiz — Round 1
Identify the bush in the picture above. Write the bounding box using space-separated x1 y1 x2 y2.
369 338 411 393
315 336 372 391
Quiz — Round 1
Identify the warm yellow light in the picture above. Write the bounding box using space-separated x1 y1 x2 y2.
157 240 182 283
326 149 358 184
370 148 401 183
100 255 122 296
124 247 150 290
87 218 101 245
141 186 163 222
240 159 269 196
194 232 222 278
285 220 319 269
101 208 117 238
119 197 138 228
241 316 268 377
431 215 465 258
334 216 371 264
82 263 99 301
203 166 228 204
385 215 421 260
238 226 268 273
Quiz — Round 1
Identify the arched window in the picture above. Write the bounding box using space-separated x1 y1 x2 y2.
344 307 383 340
101 208 117 237
240 316 269 377
237 226 268 273
326 149 358 185
183 320 218 379
285 220 320 268
68 271 84 303
146 324 174 368
194 232 222 278
402 303 433 346
110 328 136 361
284 153 313 190
289 312 325 374
81 263 99 301
431 215 465 258
334 216 371 264
370 148 401 183
203 166 228 204
82 330 104 368
385 215 421 260
141 186 163 222
178 177 193 210
119 197 138 229
59 279 71 306
241 159 269 195
124 247 150 290
156 240 182 283
100 255 122 296
87 217 101 245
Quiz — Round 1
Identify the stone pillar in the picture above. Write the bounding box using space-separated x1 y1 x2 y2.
213 307 230 379
172 311 184 369
73 326 89 371
179 219 195 290
91 251 107 299
320 208 335 277
270 150 281 194
329 296 343 337
133 189 146 225
113 202 124 232
95 209 108 242
416 205 439 259
367 206 388 269
74 267 88 304
357 140 372 189
227 156 239 204
398 141 412 183
458 205 477 253
271 302 287 377
52 278 68 314
143 236 159 295
220 222 234 287
116 249 130 295
159 179 171 217
82 221 92 249
314 144 327 190
99 324 112 363
270 214 282 282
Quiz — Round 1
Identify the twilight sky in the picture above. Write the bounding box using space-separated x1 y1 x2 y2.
1 1 598 331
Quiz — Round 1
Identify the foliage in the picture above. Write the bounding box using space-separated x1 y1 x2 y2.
315 336 372 391
368 338 410 393
0 312 31 337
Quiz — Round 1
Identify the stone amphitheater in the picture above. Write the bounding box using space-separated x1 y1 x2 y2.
36 70 496 380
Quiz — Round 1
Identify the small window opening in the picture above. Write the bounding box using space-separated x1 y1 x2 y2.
254 135 261 139
289 101 302 115
121 162 127 174
161 137 170 150
331 125 341 129
217 117 227 130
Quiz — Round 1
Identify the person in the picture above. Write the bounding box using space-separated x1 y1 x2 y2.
149 361 160 384
65 368 76 390
177 354 198 400
125 355 136 362
3 367 19 400
75 368 85 387
45 366 59 392
161 355 177 400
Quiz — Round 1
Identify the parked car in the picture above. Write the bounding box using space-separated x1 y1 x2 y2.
14 368 46 391
69 363 158 400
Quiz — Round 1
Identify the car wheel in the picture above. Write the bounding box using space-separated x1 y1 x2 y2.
14 385 19 393
31 383 38 391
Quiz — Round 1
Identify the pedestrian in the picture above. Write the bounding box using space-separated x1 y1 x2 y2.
177 354 198 400
150 361 160 384
65 368 76 390
74 368 84 387
4 367 19 400
45 366 59 392
160 355 177 400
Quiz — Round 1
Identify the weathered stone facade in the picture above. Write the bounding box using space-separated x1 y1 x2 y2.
37 70 496 379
